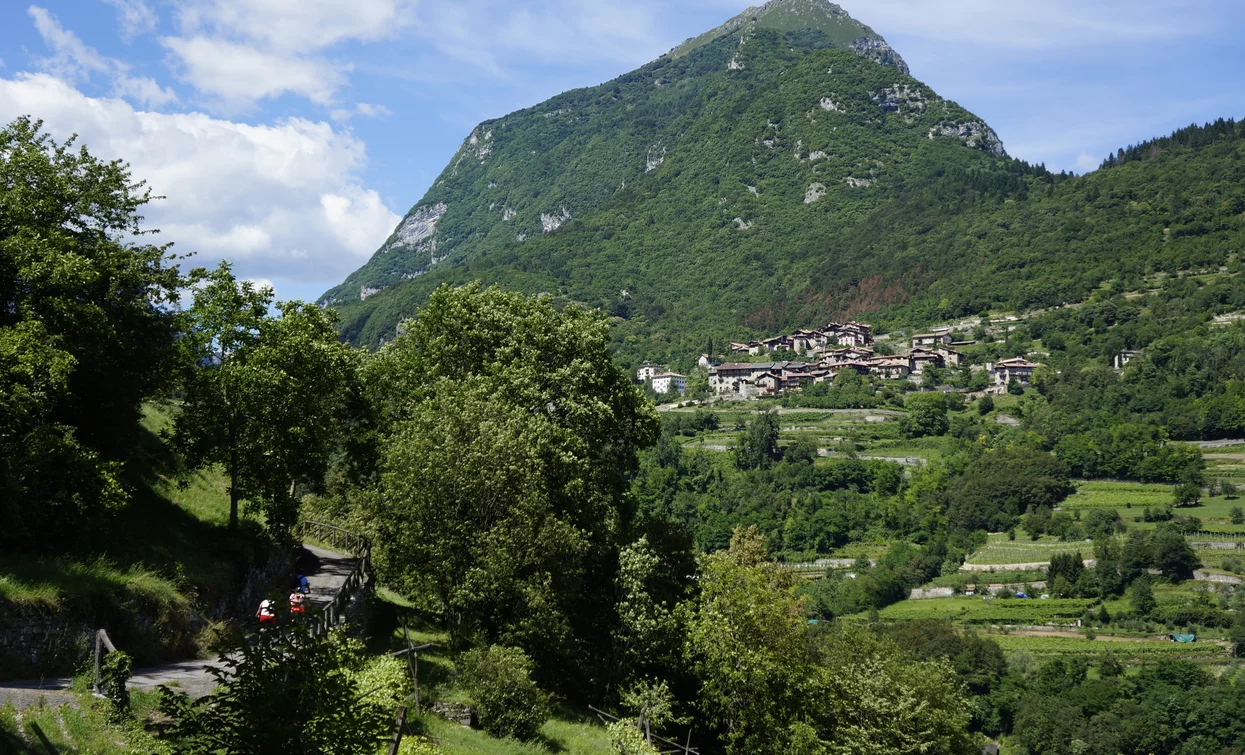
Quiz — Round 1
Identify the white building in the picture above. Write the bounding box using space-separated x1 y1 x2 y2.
651 373 687 396
636 363 661 382
1114 350 1142 370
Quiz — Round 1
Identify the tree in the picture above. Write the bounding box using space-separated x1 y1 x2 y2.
359 284 658 686
176 263 357 534
814 628 979 755
460 645 551 741
735 411 781 470
1231 507 1244 525
683 527 812 754
1152 527 1200 581
1130 577 1156 618
784 434 819 465
1047 552 1084 588
977 395 995 415
1 117 185 549
947 448 1072 533
903 393 949 438
1173 483 1202 508
159 626 391 755
613 536 686 678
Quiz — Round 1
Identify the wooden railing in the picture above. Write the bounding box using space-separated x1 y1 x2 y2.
92 628 119 697
296 519 373 638
298 520 372 561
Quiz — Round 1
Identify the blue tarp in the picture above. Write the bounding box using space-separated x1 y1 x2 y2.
1171 633 1197 643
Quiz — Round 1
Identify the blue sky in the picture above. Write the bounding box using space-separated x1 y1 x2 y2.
1 0 1243 304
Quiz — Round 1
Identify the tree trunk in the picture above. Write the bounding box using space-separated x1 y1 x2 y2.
229 443 239 530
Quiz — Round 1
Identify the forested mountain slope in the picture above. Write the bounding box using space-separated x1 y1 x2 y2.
325 0 1244 365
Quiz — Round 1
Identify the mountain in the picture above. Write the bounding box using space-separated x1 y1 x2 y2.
324 1 1243 365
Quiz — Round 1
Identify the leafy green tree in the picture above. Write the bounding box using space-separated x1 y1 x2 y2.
1093 537 1124 597
359 284 657 683
735 411 781 470
947 448 1072 533
1173 483 1202 508
1047 552 1084 589
159 626 390 755
176 263 357 534
683 526 811 754
1151 527 1200 581
1230 506 1244 525
613 536 687 678
783 434 819 465
1230 610 1245 658
902 393 949 438
977 395 994 415
1130 577 1156 618
460 645 551 741
814 627 979 755
0 117 185 548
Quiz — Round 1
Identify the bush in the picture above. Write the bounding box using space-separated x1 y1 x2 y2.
978 396 995 415
100 649 132 723
607 721 661 755
460 645 551 741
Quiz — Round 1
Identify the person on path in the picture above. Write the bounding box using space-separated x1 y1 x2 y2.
296 573 310 594
257 599 276 628
289 590 305 617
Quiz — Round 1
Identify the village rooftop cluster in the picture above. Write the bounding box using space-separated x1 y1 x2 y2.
636 321 1043 398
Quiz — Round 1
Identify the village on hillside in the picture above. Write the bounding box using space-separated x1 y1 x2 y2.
637 320 1045 399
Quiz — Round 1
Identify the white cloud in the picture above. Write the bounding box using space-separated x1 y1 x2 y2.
330 102 394 121
840 0 1216 50
1074 152 1101 173
355 102 392 118
174 0 411 52
161 36 345 106
29 6 112 80
0 73 400 289
413 0 670 71
28 5 177 107
161 0 412 108
102 0 158 41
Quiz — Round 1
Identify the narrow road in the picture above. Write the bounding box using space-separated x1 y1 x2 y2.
0 543 358 708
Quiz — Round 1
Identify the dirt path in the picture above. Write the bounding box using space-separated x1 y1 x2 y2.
0 543 357 708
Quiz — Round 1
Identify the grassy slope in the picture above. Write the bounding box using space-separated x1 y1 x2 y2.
0 402 271 676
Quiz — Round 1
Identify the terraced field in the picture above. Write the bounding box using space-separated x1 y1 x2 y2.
990 634 1229 660
875 597 1094 624
965 534 1091 566
1063 480 1174 510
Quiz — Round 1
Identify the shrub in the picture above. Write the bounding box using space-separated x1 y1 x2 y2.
100 650 132 723
460 645 550 741
978 396 995 415
1231 507 1244 525
607 721 661 755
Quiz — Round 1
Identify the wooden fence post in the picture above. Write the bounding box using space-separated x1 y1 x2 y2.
386 706 408 755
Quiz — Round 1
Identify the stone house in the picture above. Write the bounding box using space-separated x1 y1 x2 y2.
912 332 953 348
991 357 1040 387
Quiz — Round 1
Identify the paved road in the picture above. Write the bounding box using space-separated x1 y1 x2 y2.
0 543 357 708
1196 438 1245 448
